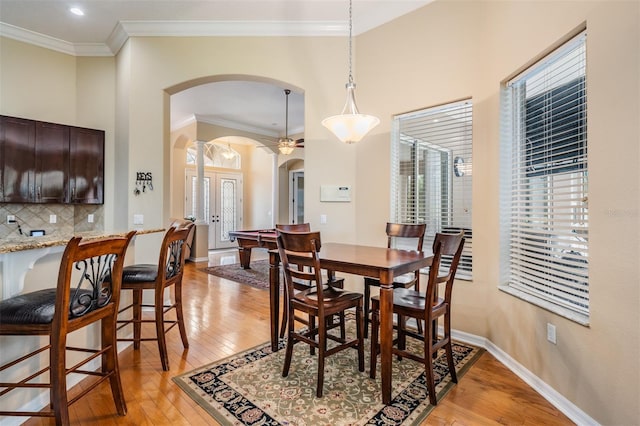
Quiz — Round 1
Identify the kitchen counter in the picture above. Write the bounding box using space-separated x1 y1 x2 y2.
0 228 165 300
0 228 165 254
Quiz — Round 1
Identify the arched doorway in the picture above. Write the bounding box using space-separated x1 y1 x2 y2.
168 75 305 249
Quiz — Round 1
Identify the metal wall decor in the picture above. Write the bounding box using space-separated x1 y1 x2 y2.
134 172 153 195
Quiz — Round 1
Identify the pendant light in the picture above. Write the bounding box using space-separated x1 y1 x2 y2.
322 0 379 144
278 89 296 155
222 142 236 160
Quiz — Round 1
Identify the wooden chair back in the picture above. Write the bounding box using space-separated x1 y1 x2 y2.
156 224 192 291
55 231 136 333
385 222 426 251
424 231 465 314
276 230 326 315
276 223 311 232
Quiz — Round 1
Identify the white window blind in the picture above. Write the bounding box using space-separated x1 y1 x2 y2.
501 31 589 318
391 100 473 279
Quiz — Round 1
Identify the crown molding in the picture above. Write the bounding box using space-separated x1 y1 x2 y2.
2 20 346 57
193 114 280 138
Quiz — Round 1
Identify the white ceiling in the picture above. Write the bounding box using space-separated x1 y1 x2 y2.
0 0 432 140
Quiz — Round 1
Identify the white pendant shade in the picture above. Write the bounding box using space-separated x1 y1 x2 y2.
322 82 380 144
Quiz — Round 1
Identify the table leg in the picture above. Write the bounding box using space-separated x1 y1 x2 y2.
379 278 394 404
269 250 280 352
239 247 252 269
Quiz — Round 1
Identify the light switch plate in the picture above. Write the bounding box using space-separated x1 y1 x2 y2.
88 214 94 223
49 214 57 224
133 214 144 225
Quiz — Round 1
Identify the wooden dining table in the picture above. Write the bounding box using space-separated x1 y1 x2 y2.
268 242 433 404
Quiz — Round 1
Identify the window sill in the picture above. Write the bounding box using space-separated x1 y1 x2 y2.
498 285 590 326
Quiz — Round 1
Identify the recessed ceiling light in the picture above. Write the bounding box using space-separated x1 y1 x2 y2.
70 7 84 16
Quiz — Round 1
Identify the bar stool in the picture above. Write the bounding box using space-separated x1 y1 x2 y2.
0 231 135 424
116 223 193 371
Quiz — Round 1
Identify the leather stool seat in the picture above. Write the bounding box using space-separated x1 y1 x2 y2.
121 264 158 283
0 288 104 324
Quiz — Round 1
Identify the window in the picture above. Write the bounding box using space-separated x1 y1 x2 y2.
186 141 240 169
391 100 473 279
500 31 589 323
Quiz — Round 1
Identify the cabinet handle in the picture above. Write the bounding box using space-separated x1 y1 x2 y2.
37 186 41 199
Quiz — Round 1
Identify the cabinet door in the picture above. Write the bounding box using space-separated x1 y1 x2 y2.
0 116 35 202
69 127 104 204
35 121 69 203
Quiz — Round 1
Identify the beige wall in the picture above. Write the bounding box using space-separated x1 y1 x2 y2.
356 1 639 425
0 1 638 424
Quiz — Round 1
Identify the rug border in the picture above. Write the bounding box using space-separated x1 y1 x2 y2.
172 340 485 426
172 341 276 426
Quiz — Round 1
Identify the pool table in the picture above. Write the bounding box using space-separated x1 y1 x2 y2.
228 229 278 269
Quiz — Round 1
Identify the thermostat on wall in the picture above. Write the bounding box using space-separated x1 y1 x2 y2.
320 185 351 202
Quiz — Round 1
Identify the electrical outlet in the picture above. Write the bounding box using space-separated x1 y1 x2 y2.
547 323 557 344
88 214 94 223
49 214 57 224
320 214 327 224
7 215 16 224
133 214 144 225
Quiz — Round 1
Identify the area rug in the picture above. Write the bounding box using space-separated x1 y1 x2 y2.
173 321 484 426
203 260 270 290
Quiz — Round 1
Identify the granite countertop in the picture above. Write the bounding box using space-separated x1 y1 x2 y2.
0 228 165 254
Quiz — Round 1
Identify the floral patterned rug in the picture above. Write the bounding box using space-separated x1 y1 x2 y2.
173 321 484 426
202 260 271 289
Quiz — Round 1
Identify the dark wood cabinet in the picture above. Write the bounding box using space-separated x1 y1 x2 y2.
0 115 104 204
1 116 35 202
69 127 104 204
35 121 69 203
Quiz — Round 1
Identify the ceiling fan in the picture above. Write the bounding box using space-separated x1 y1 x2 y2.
259 89 304 155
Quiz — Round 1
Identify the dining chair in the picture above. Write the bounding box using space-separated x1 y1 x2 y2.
277 229 365 397
275 223 346 341
116 222 193 371
363 222 427 337
0 231 135 424
369 231 465 405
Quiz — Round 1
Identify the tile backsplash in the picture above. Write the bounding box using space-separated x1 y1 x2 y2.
0 204 103 239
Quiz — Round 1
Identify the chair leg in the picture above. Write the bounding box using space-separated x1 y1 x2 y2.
132 288 142 350
282 308 296 377
309 315 316 356
356 303 365 372
175 281 189 349
363 281 371 338
444 314 457 383
279 290 289 339
424 313 438 405
397 314 406 360
50 335 70 425
316 320 326 398
369 303 379 379
102 317 127 415
155 287 170 371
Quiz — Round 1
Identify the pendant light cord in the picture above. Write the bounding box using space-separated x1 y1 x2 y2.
348 0 353 85
285 89 288 139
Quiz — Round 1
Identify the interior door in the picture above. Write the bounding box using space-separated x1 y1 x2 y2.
289 170 304 224
185 170 243 250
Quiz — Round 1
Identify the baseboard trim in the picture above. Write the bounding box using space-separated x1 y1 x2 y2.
450 328 599 426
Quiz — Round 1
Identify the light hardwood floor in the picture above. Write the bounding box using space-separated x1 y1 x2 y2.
21 249 574 426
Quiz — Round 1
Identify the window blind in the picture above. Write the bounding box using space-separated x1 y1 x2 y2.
503 31 589 315
391 100 473 279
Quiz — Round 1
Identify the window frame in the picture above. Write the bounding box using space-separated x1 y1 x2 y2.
499 30 589 325
391 99 473 279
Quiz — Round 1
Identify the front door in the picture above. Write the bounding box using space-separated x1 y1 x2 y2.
186 170 243 249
